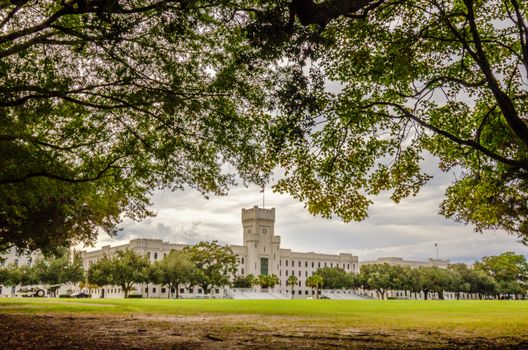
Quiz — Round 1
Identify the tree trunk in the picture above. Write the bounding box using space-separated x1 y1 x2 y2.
175 283 179 299
423 290 429 300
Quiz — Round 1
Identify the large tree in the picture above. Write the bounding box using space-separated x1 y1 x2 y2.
87 249 149 298
184 241 237 294
315 266 354 289
474 252 528 295
155 249 195 299
3 0 528 251
0 0 270 254
251 0 528 242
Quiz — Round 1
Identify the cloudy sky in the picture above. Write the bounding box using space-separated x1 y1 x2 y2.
85 154 528 264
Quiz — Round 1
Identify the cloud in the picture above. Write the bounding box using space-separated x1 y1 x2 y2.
82 157 528 265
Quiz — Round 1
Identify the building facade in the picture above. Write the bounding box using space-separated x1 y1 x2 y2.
79 206 359 298
2 205 460 299
359 257 450 269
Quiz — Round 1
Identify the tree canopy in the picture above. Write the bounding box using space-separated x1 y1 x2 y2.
154 249 195 298
260 0 528 242
2 0 528 252
183 240 237 294
87 249 150 298
0 0 270 254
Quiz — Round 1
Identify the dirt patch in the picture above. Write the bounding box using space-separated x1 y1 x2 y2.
0 313 526 349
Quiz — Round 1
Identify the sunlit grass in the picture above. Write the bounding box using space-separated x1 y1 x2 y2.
1 298 527 337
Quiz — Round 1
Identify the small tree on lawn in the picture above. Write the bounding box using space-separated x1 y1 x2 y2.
287 275 298 299
110 250 150 298
306 274 323 299
87 256 113 298
156 250 195 299
184 241 236 294
258 274 279 291
232 274 258 289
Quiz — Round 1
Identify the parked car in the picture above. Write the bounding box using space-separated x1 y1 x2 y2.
70 292 91 298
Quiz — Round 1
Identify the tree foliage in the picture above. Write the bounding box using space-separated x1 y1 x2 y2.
0 0 271 254
232 274 258 288
315 266 354 289
474 252 528 294
2 0 528 251
306 273 323 299
183 241 237 294
87 249 149 298
256 0 528 242
257 273 279 289
154 249 195 298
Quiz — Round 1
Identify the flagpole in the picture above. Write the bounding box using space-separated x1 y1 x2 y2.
261 185 265 208
435 243 439 260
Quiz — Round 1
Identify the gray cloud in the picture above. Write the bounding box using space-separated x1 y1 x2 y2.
84 156 528 265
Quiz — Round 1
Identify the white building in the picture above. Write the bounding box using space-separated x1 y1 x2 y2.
79 206 359 299
360 257 450 269
1 205 461 300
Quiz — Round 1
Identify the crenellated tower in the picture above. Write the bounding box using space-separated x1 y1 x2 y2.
241 206 281 277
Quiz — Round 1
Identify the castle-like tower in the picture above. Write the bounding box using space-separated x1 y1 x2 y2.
241 206 281 276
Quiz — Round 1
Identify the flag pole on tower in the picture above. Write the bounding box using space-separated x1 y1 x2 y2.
260 185 265 208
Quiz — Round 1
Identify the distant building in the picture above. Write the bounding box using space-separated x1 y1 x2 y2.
1 206 456 299
0 246 38 268
80 206 359 298
359 257 450 269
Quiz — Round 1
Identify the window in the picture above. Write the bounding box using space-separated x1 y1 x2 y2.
215 289 220 294
286 260 288 267
330 262 333 267
274 254 276 260
305 271 308 277
180 288 184 294
189 288 193 293
305 291 309 295
318 262 321 268
298 261 301 267
298 290 302 295
264 247 266 252
164 253 167 258
154 252 158 260
241 268 244 275
312 262 314 268
13 259 18 267
198 289 203 294
305 261 308 267
255 243 257 248
279 270 282 276
324 262 327 267
152 288 156 293
145 287 148 293
285 270 288 276
298 281 301 286
161 288 166 293
147 252 151 260
280 259 282 266
298 270 301 277
241 257 244 264
291 260 294 266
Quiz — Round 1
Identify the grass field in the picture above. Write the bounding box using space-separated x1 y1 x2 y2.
1 298 528 349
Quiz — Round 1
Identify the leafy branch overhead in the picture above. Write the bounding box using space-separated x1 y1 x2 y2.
261 0 528 241
1 0 528 253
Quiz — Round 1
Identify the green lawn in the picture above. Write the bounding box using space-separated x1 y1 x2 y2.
1 298 527 337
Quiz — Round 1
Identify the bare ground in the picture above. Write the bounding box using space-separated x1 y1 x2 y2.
1 313 527 350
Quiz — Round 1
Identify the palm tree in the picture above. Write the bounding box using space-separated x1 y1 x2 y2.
306 274 324 299
287 275 298 299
